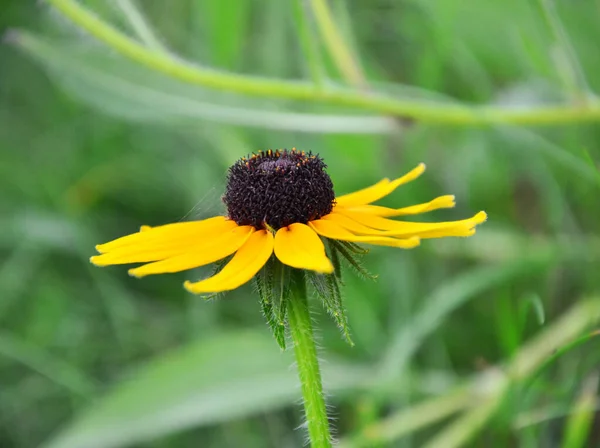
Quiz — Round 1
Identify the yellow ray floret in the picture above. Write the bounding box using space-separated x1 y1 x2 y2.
90 217 238 266
95 216 236 253
128 225 255 277
184 229 274 294
274 223 334 274
335 163 426 208
309 219 421 249
343 195 456 217
330 209 487 239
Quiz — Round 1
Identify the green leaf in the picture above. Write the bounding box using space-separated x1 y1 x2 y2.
10 31 396 134
42 330 370 448
254 259 291 350
329 239 343 279
378 260 551 378
560 372 598 448
0 332 96 398
339 240 370 255
272 260 291 327
255 262 286 350
341 299 600 448
519 292 546 327
307 271 354 346
329 239 377 281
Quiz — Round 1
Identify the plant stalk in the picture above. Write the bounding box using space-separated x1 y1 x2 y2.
45 0 600 125
288 271 332 448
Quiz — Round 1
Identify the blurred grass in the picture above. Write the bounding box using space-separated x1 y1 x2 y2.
1 0 600 447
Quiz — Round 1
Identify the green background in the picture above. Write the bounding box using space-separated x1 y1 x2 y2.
2 1 600 447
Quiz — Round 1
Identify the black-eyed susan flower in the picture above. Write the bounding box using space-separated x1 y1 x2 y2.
91 149 486 345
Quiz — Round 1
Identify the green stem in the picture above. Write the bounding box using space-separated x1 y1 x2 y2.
538 0 591 101
114 0 168 53
292 0 325 89
308 0 366 87
44 0 600 125
288 272 332 448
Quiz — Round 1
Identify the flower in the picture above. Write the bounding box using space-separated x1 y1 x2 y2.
90 149 486 295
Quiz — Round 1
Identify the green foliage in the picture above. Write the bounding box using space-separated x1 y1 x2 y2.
255 258 290 350
2 0 600 447
41 330 369 448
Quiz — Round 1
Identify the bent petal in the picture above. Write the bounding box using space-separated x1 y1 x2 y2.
322 212 391 235
309 219 420 249
344 195 456 217
128 226 255 277
335 163 426 207
334 209 488 239
274 223 333 274
323 211 462 239
184 229 274 294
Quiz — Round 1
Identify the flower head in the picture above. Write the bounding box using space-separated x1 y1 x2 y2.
224 149 335 230
91 148 486 297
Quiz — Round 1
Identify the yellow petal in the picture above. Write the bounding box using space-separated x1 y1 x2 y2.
335 163 426 207
335 209 487 239
344 195 456 217
334 178 390 208
184 230 274 294
91 217 238 266
95 216 235 253
323 212 388 235
274 223 333 274
128 226 255 277
324 211 468 239
91 246 190 266
309 220 420 249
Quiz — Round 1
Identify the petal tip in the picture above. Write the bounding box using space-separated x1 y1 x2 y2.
184 280 210 295
474 211 488 224
89 255 103 266
128 268 142 278
183 280 196 294
315 260 335 274
408 237 421 248
435 195 456 209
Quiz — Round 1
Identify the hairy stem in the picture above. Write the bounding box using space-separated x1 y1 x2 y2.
288 271 332 447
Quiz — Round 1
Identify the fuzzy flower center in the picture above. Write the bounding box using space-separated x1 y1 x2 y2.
223 149 335 230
